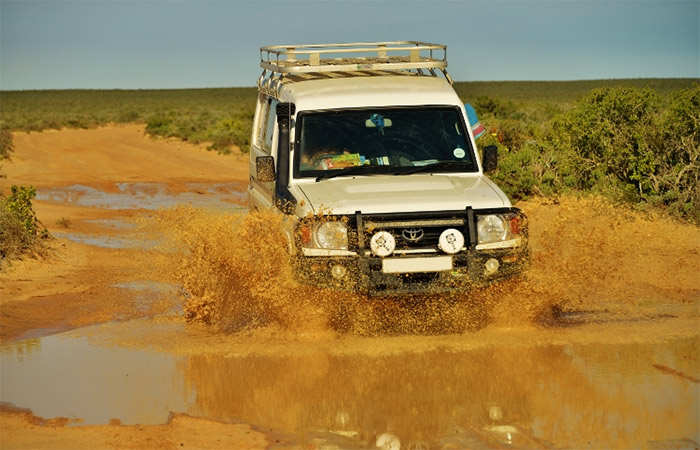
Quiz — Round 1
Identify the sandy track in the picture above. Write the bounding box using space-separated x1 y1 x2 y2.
1 125 248 330
0 126 270 449
4 124 249 187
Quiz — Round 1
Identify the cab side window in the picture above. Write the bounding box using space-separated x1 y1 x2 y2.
263 98 278 153
255 96 278 155
254 94 269 148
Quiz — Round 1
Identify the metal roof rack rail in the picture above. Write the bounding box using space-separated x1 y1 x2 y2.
257 41 452 95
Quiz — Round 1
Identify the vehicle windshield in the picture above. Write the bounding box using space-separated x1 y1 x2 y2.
294 107 477 180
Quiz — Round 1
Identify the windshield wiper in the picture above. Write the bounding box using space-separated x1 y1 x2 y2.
397 161 472 175
316 166 369 182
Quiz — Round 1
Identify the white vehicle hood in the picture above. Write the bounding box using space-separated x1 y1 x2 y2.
296 174 510 215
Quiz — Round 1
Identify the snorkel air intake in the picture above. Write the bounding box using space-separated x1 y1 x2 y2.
275 102 297 214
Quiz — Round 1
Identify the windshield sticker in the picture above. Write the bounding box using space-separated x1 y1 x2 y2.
453 147 466 159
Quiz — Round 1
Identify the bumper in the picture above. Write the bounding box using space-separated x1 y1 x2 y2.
293 247 528 296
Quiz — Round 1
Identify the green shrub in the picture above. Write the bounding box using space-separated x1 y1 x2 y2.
1 83 698 222
207 113 253 153
1 185 50 265
549 87 661 194
144 112 177 138
144 109 254 153
481 84 700 223
0 124 13 161
649 86 700 221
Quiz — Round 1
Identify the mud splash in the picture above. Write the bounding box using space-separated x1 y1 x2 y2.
149 206 487 335
519 196 700 317
149 196 700 336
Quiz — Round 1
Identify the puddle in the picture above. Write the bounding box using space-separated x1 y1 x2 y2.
550 302 694 326
83 218 137 230
36 183 246 210
111 281 182 314
110 280 180 292
1 336 186 425
52 232 158 249
6 185 700 448
54 218 145 249
1 330 697 448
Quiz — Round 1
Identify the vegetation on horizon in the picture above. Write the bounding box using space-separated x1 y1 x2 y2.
1 79 694 154
0 78 698 224
0 88 257 154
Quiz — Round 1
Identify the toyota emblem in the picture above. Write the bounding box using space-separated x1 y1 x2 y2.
402 227 424 242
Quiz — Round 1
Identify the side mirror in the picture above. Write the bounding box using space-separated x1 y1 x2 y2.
256 155 276 182
482 145 498 172
465 103 485 139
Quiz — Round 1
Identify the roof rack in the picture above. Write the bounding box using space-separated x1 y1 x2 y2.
260 41 448 74
258 41 452 96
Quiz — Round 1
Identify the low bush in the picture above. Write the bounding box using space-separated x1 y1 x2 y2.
484 84 700 224
144 109 254 154
0 185 50 265
0 124 13 161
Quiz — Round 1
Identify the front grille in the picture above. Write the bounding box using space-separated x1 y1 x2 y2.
359 214 469 254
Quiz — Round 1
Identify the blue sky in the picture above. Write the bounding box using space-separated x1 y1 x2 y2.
1 0 698 90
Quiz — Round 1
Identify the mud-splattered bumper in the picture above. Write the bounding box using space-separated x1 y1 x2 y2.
293 247 529 296
294 207 529 296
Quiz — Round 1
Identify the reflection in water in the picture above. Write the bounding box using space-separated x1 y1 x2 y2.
1 335 186 425
1 332 697 448
181 337 699 449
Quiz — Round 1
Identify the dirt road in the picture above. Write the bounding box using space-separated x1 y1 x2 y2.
1 125 698 449
1 125 248 342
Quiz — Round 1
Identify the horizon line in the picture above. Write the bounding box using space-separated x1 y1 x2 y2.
2 77 699 92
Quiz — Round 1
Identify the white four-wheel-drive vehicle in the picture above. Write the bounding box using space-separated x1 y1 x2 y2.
248 42 528 295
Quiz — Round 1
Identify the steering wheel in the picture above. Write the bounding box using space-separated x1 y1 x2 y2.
357 134 435 163
385 136 436 161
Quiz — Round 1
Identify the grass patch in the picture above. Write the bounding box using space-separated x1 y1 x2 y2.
55 217 72 229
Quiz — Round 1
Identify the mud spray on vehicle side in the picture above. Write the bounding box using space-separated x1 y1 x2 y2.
149 194 699 336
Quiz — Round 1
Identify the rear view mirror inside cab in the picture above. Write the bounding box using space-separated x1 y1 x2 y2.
365 114 392 129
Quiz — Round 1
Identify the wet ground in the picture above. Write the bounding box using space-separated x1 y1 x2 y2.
1 126 699 449
2 315 699 449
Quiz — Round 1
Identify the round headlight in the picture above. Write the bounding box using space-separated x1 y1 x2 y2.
314 222 348 250
370 231 395 257
477 215 507 243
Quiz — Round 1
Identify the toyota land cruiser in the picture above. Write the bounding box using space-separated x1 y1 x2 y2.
248 42 528 295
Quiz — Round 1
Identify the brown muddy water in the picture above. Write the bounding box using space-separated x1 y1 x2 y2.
2 183 700 449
